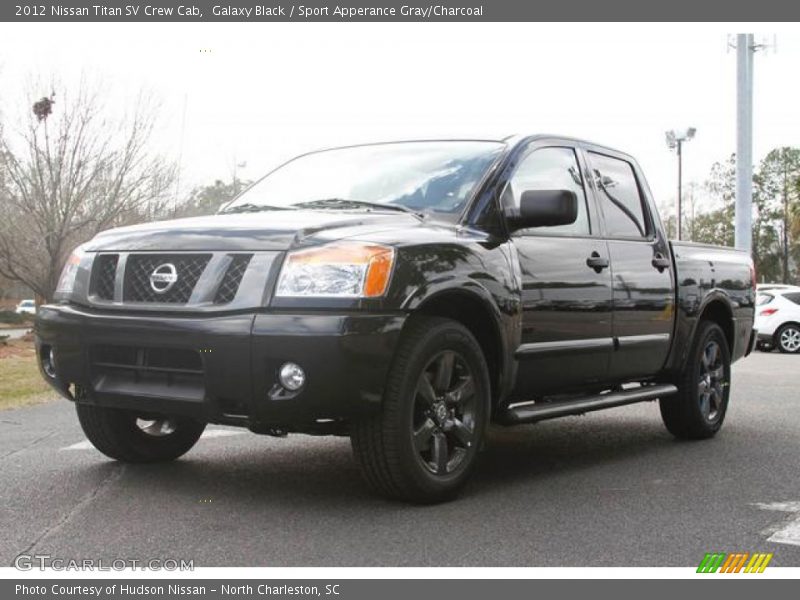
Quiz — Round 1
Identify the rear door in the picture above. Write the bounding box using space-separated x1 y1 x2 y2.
505 144 614 396
583 149 675 380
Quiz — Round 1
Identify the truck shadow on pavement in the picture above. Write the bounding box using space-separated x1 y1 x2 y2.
38 411 744 567
104 411 694 509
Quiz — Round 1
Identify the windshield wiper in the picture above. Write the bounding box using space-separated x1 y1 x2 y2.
220 203 297 215
294 198 424 219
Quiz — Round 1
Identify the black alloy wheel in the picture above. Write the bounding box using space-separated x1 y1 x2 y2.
412 350 479 476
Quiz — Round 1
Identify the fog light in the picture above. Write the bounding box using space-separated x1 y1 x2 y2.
42 346 57 378
279 362 305 391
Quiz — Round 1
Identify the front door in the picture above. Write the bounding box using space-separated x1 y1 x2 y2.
505 146 614 397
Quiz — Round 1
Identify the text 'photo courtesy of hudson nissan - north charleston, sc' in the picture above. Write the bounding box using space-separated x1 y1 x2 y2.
35 135 756 503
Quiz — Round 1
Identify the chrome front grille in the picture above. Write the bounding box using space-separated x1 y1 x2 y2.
86 250 270 310
123 253 211 304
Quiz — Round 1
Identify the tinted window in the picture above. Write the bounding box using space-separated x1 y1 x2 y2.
589 152 648 238
502 147 590 236
784 293 800 306
757 294 774 306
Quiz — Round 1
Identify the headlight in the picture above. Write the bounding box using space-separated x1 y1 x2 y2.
55 246 86 297
276 242 395 298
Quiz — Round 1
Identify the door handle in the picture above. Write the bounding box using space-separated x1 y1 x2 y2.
652 253 670 272
586 252 609 273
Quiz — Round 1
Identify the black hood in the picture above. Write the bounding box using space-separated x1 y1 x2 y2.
84 210 422 252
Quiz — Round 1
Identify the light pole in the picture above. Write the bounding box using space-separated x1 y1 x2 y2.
666 127 696 240
232 159 247 196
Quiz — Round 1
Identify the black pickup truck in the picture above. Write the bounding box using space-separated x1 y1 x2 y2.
36 136 756 502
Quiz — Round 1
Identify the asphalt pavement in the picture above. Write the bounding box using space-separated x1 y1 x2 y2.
1 351 799 567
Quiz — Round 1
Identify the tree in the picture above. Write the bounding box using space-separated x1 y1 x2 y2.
0 81 175 301
689 152 792 283
751 169 782 282
690 206 734 247
692 156 736 247
758 147 800 283
792 176 800 273
173 178 249 218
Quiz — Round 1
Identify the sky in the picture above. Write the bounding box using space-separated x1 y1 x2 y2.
1 22 799 218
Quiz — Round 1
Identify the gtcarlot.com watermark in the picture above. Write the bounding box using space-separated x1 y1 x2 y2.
14 554 194 571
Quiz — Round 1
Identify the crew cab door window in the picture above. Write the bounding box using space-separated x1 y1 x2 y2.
587 151 674 380
588 152 648 238
502 147 591 236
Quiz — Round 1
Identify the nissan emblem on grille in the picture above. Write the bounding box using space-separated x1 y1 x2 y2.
149 263 179 293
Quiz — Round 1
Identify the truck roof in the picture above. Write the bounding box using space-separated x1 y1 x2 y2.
300 135 634 161
502 134 633 159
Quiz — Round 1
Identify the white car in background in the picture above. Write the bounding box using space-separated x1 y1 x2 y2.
756 288 800 353
14 299 36 315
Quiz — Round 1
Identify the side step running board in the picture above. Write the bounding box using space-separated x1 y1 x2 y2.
496 384 678 426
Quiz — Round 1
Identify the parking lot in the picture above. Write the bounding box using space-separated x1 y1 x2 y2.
1 351 798 568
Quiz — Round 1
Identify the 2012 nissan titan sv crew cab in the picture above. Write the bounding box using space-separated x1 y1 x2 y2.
36 136 756 503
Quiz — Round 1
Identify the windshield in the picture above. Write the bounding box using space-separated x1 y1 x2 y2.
221 141 505 218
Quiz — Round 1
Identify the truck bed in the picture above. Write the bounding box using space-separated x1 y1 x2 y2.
668 240 755 367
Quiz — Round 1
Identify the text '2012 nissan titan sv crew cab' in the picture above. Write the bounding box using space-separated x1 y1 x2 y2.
36 136 756 503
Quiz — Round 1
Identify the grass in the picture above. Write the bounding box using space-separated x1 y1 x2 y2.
0 310 32 326
0 339 53 410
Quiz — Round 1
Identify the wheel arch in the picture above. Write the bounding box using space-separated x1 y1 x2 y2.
774 321 800 343
697 298 735 353
410 286 508 407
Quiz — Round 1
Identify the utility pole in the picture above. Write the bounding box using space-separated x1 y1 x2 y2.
687 182 697 241
666 128 696 241
735 33 754 254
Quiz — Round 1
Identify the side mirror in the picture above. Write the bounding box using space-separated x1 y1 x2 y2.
506 189 578 232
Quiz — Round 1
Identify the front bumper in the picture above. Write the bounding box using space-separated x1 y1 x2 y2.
35 304 406 430
756 331 774 345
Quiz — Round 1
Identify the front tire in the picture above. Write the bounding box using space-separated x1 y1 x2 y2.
76 403 206 463
775 324 800 354
351 316 490 503
660 321 731 440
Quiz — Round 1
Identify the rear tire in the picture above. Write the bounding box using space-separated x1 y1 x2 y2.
660 321 731 440
76 403 206 463
351 316 490 503
775 324 800 354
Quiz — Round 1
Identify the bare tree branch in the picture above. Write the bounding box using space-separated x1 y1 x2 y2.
0 77 175 301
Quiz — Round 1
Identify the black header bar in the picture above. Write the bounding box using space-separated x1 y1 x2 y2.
4 0 800 22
